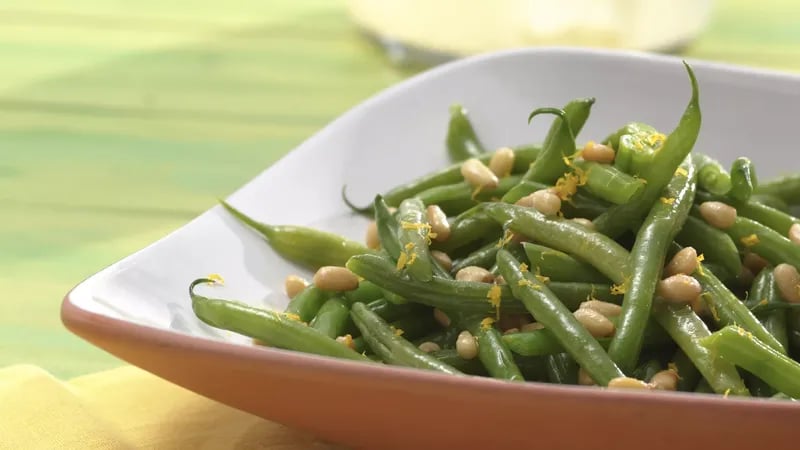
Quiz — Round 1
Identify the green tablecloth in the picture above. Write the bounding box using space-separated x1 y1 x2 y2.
3 0 799 379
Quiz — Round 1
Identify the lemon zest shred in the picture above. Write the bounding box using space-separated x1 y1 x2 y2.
660 197 675 205
496 229 514 248
675 167 689 177
519 263 529 273
206 273 225 285
611 283 627 295
667 362 682 380
284 313 301 322
741 234 760 247
480 317 496 331
724 388 731 399
396 252 409 270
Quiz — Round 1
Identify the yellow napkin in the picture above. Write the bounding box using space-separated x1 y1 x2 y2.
0 365 336 449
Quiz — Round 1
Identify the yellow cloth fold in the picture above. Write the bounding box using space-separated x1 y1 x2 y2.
0 365 333 449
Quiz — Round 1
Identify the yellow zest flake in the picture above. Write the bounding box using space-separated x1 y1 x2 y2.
675 167 689 177
611 283 627 295
520 263 529 273
552 167 588 202
741 234 760 247
759 299 768 307
206 273 225 285
405 242 415 251
471 184 484 200
535 266 550 284
496 229 514 248
401 221 435 244
480 317 496 331
517 278 541 290
337 334 354 349
487 284 503 318
724 389 731 399
660 197 675 205
284 313 301 322
390 326 404 337
396 252 409 270
407 251 418 267
646 132 666 147
667 362 682 380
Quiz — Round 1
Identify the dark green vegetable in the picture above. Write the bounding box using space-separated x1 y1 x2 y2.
607 157 696 373
545 353 579 384
446 104 486 162
431 204 500 255
190 279 369 362
750 194 790 212
310 297 351 338
343 280 384 305
693 153 731 195
286 285 330 323
748 269 789 352
415 175 522 216
728 157 758 203
675 215 742 277
633 358 662 382
756 174 800 206
451 241 501 273
220 200 372 270
497 250 625 385
592 63 701 238
572 159 646 205
431 349 487 375
464 317 524 381
699 325 800 398
413 327 461 349
363 298 428 323
351 312 438 353
396 198 435 282
351 302 462 374
373 195 402 259
651 302 749 395
670 348 701 392
721 217 800 270
523 243 608 283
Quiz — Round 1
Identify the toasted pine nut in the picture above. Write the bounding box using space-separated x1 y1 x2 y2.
515 195 536 208
580 300 622 318
426 205 451 242
455 266 495 283
431 250 453 272
521 322 544 332
578 368 596 386
503 328 519 335
650 370 679 391
461 158 499 189
489 147 516 177
336 334 355 349
743 251 769 274
657 274 702 304
433 308 451 327
664 246 698 277
418 341 441 353
774 264 800 303
738 266 755 287
495 275 506 285
608 377 651 390
573 308 615 337
527 189 562 216
699 201 737 229
789 223 800 245
365 220 380 249
690 295 708 317
456 331 479 359
581 141 616 163
312 266 359 291
571 218 595 230
284 275 309 299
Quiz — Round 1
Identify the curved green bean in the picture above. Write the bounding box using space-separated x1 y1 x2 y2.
446 104 486 162
693 152 731 195
756 174 800 206
522 243 608 283
728 157 757 203
310 297 351 338
572 159 646 205
675 215 742 277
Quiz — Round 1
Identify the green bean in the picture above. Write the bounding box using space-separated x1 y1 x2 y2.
396 198 435 282
286 285 330 323
748 269 789 352
446 104 486 162
651 302 749 396
693 152 731 195
670 348 701 392
350 303 462 374
675 215 742 277
633 358 662 382
373 195 402 259
604 122 660 175
431 204 500 255
514 355 549 382
363 298 428 323
485 203 630 284
351 312 437 353
751 194 790 213
220 200 373 270
431 349 487 375
722 216 800 268
546 353 579 384
522 243 608 283
572 159 646 205
497 250 625 385
699 325 800 398
413 326 460 349
451 241 501 273
593 63 701 238
414 175 521 216
464 317 524 381
310 297 351 338
695 191 800 237
505 180 612 219
728 157 758 203
694 379 714 393
607 157 696 373
695 265 786 354
190 279 369 362
342 280 384 305
756 174 800 206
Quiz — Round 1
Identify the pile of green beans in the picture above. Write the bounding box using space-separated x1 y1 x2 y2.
190 62 800 400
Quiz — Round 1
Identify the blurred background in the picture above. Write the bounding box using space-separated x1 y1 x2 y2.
2 0 799 379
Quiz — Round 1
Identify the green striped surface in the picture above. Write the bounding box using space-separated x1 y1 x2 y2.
2 0 799 378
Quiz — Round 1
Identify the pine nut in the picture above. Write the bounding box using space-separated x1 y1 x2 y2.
312 266 359 292
431 250 453 272
573 308 615 337
461 158 499 189
657 274 702 304
433 308 451 327
743 251 769 274
664 246 698 277
426 205 451 241
698 201 737 229
489 147 516 177
494 275 506 285
284 275 308 299
455 266 494 283
608 377 651 390
578 368 596 386
581 141 616 163
365 220 380 249
580 300 622 318
456 331 479 359
336 334 355 349
520 322 544 332
527 189 562 216
418 341 441 353
789 223 800 245
650 370 679 391
571 218 595 230
774 264 800 303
